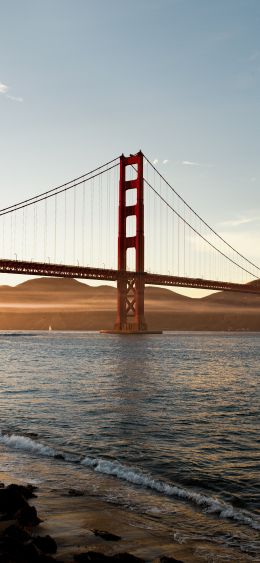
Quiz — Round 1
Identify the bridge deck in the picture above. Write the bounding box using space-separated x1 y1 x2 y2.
1 259 260 295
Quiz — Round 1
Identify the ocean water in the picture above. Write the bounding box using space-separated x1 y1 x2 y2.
0 331 259 561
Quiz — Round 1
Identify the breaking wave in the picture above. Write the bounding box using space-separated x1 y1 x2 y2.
1 431 259 531
81 456 260 531
0 432 57 457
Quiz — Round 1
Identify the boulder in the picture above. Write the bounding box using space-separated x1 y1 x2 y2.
6 484 37 500
74 553 111 562
4 523 31 542
16 504 42 527
113 554 144 562
0 487 28 517
92 529 121 541
74 552 145 563
33 534 57 554
159 557 184 563
68 489 84 497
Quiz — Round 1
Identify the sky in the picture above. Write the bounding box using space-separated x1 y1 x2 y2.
0 0 259 295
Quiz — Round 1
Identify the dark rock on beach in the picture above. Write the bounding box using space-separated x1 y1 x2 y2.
74 553 145 563
16 503 42 527
159 557 184 563
6 483 38 500
92 529 121 541
68 488 85 497
0 483 61 563
34 534 57 554
113 554 145 562
0 486 28 516
4 523 31 542
54 453 65 460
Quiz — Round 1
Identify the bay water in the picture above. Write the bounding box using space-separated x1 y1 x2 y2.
0 332 259 560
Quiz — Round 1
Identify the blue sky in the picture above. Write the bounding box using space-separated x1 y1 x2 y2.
0 0 259 291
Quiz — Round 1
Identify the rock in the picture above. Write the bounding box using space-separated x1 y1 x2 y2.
92 529 121 541
0 520 16 535
16 504 42 527
74 553 145 563
20 540 41 561
0 486 28 517
68 488 84 497
6 483 37 500
113 554 145 562
159 557 184 563
4 522 31 542
54 454 65 460
0 535 39 561
38 556 60 563
74 553 111 562
33 534 57 554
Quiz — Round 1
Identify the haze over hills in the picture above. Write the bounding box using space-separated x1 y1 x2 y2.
0 277 260 331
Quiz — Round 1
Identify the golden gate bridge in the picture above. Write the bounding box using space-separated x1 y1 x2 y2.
0 151 260 333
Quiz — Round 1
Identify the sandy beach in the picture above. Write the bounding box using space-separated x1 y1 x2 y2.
1 471 257 563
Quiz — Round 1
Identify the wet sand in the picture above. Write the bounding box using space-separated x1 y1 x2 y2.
1 471 255 562
36 490 197 562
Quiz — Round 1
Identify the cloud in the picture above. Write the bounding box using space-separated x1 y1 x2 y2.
153 159 159 165
220 216 259 228
0 82 8 94
163 159 169 164
0 82 23 102
182 160 201 167
6 95 23 103
181 160 214 168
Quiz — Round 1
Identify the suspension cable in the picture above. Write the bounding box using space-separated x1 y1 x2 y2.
144 154 260 272
0 156 120 214
144 176 259 280
0 163 119 217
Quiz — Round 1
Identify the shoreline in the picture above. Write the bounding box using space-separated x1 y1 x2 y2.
1 474 257 562
0 476 199 563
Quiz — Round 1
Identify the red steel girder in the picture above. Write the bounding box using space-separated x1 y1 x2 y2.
0 259 260 295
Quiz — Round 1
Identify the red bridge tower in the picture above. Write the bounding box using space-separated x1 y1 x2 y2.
102 150 161 334
114 151 148 332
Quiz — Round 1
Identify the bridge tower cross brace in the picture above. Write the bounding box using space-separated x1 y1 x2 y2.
114 151 148 332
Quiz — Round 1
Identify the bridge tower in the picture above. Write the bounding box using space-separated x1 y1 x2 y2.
113 151 148 333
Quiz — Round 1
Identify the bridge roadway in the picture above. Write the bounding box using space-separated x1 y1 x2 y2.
1 259 260 295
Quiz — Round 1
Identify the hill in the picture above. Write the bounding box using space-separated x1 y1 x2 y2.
0 277 259 331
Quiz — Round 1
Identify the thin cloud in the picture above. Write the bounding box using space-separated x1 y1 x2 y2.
181 160 213 168
182 160 201 167
163 159 169 164
0 82 8 94
220 217 259 228
0 82 23 102
6 95 23 103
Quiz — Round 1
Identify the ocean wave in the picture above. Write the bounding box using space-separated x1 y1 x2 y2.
0 432 57 457
1 431 259 531
0 432 80 463
81 456 260 531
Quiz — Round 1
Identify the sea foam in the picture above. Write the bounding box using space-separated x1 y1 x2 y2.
0 432 56 457
81 456 260 530
1 431 259 531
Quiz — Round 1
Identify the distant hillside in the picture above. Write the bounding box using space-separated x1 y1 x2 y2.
0 277 259 331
